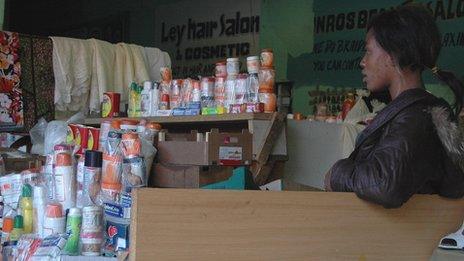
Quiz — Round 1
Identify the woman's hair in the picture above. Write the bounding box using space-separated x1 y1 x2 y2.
367 4 464 120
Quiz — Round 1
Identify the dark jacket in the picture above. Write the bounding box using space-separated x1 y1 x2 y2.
330 88 464 208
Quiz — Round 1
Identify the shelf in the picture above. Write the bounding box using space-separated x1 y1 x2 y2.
82 113 274 125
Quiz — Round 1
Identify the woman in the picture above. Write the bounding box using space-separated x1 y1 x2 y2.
325 4 464 208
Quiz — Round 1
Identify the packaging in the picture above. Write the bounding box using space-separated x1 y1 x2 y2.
215 61 227 77
101 92 121 118
122 157 146 193
101 153 123 202
99 120 111 151
81 206 103 256
225 76 236 112
15 234 42 261
128 82 142 118
226 57 240 75
151 164 234 188
32 234 68 260
53 145 75 212
103 216 130 256
87 127 100 151
151 82 160 115
235 74 248 105
75 154 85 208
258 66 275 92
0 173 22 209
200 77 215 109
43 203 66 237
157 129 252 166
33 185 47 238
260 48 274 67
246 56 260 74
246 73 259 103
120 119 138 132
83 150 103 206
121 133 141 158
63 207 82 255
76 125 89 155
170 79 182 109
214 77 226 107
258 90 277 113
141 81 153 117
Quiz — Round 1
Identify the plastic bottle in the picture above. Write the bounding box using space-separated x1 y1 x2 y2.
341 92 356 120
20 184 33 233
64 208 82 255
141 81 153 117
10 215 24 242
33 185 47 238
151 82 159 116
1 216 13 244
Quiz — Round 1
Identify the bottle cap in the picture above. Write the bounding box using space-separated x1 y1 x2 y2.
143 81 153 90
68 207 82 217
46 203 63 218
55 152 72 166
3 217 13 232
14 215 24 229
21 184 32 197
85 150 103 167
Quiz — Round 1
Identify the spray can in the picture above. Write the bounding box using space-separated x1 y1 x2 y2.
64 207 82 255
83 150 103 206
1 217 13 243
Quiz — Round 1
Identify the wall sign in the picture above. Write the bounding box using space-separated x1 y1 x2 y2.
154 0 260 78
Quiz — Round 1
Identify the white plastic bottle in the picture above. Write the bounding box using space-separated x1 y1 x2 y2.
151 82 159 116
141 81 153 117
33 185 47 238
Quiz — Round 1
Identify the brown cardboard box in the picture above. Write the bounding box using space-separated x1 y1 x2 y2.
150 163 234 188
157 129 252 166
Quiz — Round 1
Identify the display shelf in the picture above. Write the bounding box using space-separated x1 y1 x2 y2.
82 113 274 125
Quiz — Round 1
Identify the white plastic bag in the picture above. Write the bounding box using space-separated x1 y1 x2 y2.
29 118 48 155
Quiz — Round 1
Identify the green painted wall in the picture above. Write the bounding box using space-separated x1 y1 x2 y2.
260 0 455 115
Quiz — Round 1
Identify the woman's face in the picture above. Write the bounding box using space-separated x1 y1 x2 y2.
360 30 395 92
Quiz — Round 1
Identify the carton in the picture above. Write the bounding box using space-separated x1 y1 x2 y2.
157 129 252 166
150 163 234 188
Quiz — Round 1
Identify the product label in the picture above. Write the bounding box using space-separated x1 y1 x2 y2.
75 128 81 147
88 131 94 150
104 202 125 219
102 94 112 117
219 146 242 165
141 93 150 114
66 126 74 144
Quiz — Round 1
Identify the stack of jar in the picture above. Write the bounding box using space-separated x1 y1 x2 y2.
258 48 277 113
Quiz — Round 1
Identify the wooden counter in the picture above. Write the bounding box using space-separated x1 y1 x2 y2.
129 189 464 260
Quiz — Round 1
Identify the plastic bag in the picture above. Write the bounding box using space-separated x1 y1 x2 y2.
43 113 85 156
29 118 48 155
344 98 370 124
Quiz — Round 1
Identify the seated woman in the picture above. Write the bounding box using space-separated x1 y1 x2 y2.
325 4 464 208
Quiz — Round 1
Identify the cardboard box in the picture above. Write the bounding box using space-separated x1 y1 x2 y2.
150 163 234 188
158 129 252 166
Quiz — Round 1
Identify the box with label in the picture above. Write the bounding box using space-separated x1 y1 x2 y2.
157 129 252 166
149 163 234 188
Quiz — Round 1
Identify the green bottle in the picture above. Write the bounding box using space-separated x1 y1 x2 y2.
64 208 82 255
10 215 24 241
20 184 33 233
